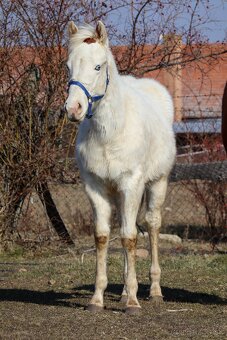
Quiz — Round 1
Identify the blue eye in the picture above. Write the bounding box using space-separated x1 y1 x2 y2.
95 65 101 71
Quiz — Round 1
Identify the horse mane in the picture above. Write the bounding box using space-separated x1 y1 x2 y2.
69 24 98 52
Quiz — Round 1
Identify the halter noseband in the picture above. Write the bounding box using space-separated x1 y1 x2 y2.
68 68 110 119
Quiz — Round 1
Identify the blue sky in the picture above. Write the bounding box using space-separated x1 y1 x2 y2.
106 0 226 44
194 0 227 42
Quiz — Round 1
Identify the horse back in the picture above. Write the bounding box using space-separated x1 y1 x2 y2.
122 76 174 124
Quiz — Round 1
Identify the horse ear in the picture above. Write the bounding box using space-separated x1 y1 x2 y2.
68 21 78 37
96 21 108 45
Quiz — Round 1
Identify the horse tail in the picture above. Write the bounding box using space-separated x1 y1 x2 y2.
136 191 147 234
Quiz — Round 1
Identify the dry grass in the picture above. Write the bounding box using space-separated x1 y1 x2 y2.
0 237 226 339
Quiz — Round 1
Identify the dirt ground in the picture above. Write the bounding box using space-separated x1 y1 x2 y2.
0 236 226 340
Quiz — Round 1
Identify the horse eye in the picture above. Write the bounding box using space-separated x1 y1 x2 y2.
95 65 101 71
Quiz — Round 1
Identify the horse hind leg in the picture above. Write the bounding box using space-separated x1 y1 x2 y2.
145 177 168 305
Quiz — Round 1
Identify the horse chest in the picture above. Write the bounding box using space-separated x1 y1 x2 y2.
77 138 130 180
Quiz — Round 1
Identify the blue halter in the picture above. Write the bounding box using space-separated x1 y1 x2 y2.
68 69 110 119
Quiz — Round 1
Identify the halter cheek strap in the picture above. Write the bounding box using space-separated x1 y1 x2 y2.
68 68 110 119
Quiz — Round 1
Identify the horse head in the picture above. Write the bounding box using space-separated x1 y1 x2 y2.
65 21 110 121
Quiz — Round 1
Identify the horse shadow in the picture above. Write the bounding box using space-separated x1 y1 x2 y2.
0 288 83 308
74 283 227 305
0 284 226 309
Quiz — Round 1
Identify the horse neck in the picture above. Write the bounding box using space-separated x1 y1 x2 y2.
89 53 125 140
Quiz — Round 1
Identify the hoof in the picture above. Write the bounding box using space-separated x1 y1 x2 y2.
86 304 104 313
120 295 128 304
150 295 164 307
125 306 141 315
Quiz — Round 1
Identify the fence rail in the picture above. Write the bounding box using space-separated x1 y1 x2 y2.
170 160 227 182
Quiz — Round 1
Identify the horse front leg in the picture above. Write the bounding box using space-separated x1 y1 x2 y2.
85 183 111 312
119 175 144 314
145 177 168 305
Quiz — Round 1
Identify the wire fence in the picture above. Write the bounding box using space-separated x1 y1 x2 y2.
14 109 227 247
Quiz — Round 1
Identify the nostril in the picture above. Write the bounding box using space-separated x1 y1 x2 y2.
75 102 82 114
66 102 82 116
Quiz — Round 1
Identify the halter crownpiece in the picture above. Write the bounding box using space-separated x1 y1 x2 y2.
67 67 110 119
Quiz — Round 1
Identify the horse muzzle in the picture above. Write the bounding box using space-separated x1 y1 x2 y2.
64 101 85 122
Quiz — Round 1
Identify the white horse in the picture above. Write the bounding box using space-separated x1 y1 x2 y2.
65 21 176 314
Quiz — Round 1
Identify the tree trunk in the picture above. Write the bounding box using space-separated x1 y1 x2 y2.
37 182 74 245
